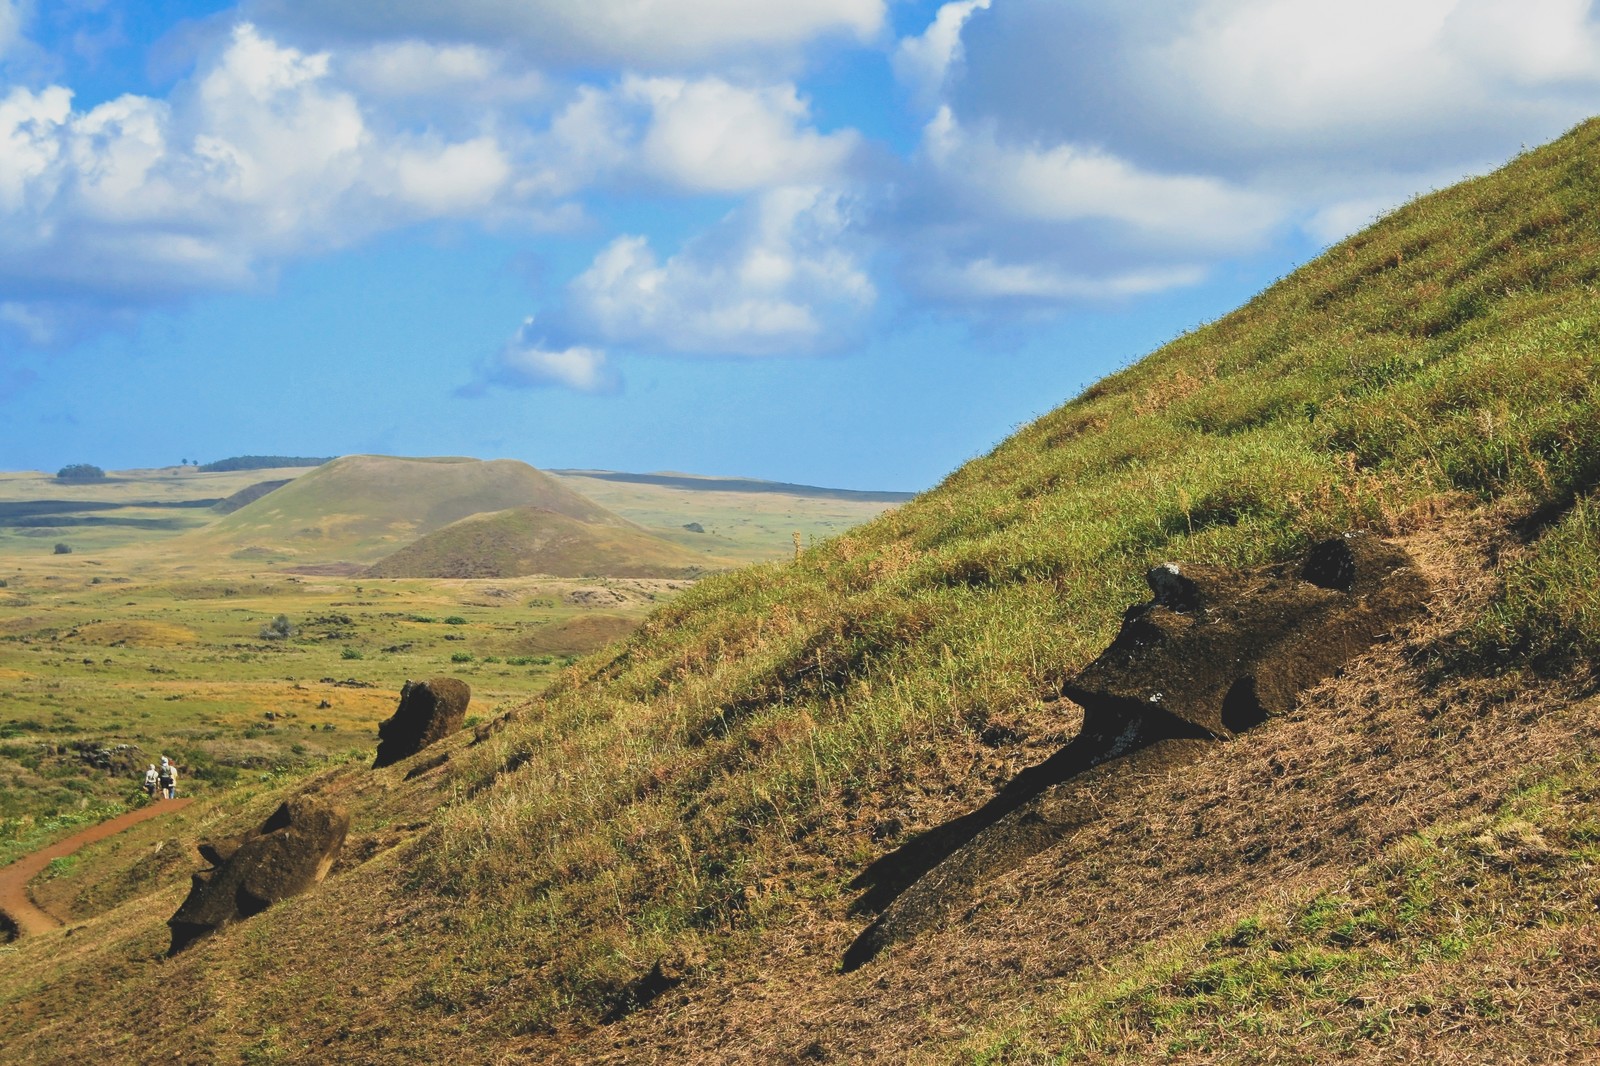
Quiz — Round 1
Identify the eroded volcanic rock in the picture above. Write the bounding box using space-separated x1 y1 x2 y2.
844 533 1429 969
168 797 349 954
372 677 471 769
1064 531 1431 740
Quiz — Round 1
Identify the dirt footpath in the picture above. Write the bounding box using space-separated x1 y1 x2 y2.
0 798 193 937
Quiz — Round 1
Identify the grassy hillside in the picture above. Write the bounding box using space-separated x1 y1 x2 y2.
0 465 314 556
365 506 723 579
8 121 1600 1063
203 455 626 564
547 469 912 564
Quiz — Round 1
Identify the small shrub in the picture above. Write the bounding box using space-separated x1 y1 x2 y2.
55 463 105 481
259 614 295 640
450 652 473 663
53 543 71 555
443 616 468 626
341 647 364 660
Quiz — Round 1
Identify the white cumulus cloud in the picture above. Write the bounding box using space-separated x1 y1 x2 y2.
475 183 875 393
566 185 874 356
893 0 990 108
391 136 511 214
953 0 1600 177
630 76 859 193
917 257 1207 303
0 23 530 341
921 106 1277 251
0 0 28 61
340 40 545 101
488 321 617 392
528 74 858 196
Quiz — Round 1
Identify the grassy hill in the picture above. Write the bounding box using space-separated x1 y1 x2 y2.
8 120 1600 1063
200 454 627 564
547 469 913 564
365 505 722 579
0 465 311 555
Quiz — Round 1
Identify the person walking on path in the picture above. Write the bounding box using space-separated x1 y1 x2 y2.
143 764 159 800
158 757 177 800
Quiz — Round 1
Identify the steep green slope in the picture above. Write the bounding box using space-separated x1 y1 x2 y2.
200 454 627 563
7 121 1600 1063
397 116 1600 1030
364 505 721 578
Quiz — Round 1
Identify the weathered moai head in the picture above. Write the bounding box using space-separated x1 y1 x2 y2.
372 676 471 769
167 796 349 954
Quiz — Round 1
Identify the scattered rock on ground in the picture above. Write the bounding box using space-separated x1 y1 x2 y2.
472 708 521 744
167 796 349 953
567 586 628 607
75 741 147 775
372 677 471 769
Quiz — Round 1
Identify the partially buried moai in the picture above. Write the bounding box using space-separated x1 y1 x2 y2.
372 677 471 769
167 796 349 954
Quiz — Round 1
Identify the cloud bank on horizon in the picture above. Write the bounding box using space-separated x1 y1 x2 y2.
5 0 1600 390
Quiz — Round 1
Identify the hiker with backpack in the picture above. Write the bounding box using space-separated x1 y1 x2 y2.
143 764 159 800
158 757 177 800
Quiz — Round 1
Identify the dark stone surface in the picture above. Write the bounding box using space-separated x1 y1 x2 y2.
1064 532 1430 738
372 677 471 769
168 796 349 953
75 741 148 775
844 533 1430 969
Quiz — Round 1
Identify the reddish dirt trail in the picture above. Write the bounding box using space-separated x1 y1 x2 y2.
0 798 193 937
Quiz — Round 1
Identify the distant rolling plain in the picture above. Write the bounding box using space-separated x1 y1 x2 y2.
0 460 910 858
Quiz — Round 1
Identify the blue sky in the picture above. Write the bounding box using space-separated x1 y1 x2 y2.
6 1 1600 490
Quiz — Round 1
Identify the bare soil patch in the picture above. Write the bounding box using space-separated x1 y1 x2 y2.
0 799 193 938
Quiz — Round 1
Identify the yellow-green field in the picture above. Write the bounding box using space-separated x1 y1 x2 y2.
0 550 680 845
0 462 901 858
548 469 908 564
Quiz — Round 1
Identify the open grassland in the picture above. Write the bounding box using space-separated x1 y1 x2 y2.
0 538 689 865
7 122 1600 1064
0 466 308 557
549 470 908 564
0 462 897 873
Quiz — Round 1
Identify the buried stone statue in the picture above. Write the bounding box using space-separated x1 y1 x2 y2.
372 677 471 769
168 796 349 954
844 532 1430 970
